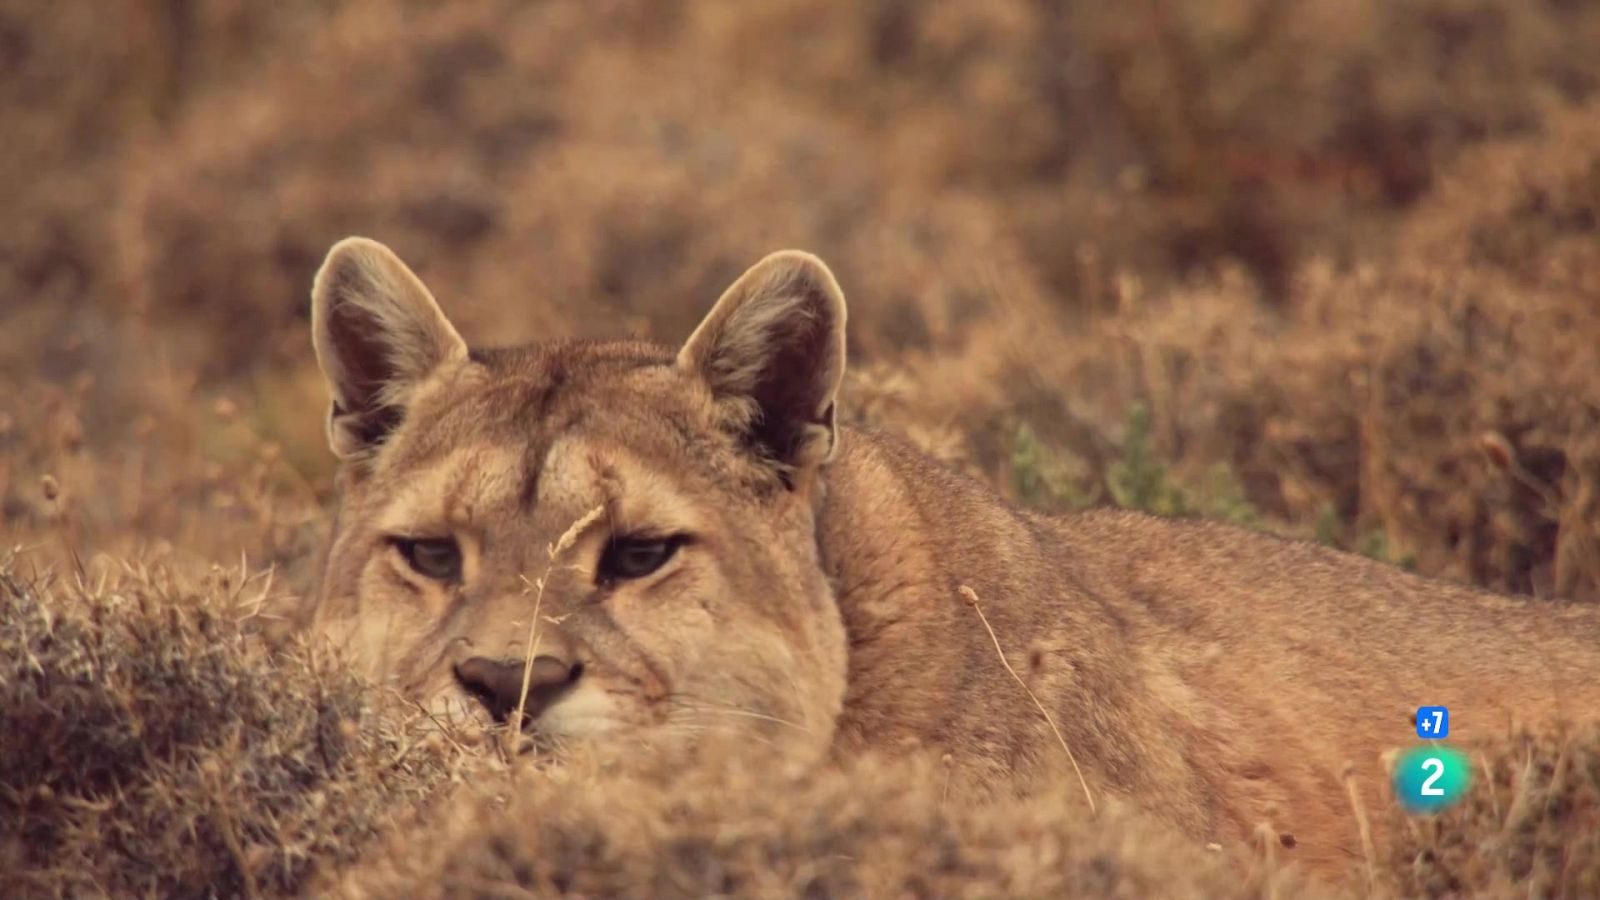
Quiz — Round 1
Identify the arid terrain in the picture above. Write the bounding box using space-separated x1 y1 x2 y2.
4 1 1600 896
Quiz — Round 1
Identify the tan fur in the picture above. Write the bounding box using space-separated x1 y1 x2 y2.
305 238 1600 881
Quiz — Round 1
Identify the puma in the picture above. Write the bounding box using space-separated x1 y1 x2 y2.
306 236 1600 878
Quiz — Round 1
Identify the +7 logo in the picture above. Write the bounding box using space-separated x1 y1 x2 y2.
1415 706 1449 739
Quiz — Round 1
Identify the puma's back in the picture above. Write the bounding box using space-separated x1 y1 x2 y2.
305 238 1600 881
822 427 1600 873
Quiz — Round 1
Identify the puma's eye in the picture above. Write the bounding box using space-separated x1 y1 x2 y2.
598 536 684 583
393 537 463 582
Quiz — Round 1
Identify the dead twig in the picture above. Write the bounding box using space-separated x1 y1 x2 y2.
506 505 606 762
959 584 1097 815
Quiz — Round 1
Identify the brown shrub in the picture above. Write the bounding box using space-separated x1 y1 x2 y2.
702 0 1600 298
0 0 339 317
0 306 331 579
111 0 1600 377
336 741 1328 900
112 0 1016 378
1380 726 1600 898
874 101 1600 600
0 554 461 898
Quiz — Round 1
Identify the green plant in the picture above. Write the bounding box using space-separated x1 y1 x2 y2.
1012 405 1265 528
1010 421 1097 512
1312 503 1416 569
1194 464 1263 530
1357 528 1418 571
1314 503 1341 547
1106 404 1187 517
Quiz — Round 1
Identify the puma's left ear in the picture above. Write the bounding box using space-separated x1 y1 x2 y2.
678 250 847 479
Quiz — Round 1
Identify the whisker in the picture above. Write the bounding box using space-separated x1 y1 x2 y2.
667 719 781 749
664 695 812 735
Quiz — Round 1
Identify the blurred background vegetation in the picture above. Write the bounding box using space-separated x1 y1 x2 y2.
3 0 1600 604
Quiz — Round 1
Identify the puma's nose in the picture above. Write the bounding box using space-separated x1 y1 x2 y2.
452 655 583 726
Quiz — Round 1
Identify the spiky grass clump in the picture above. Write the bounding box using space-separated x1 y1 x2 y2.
0 555 461 898
1380 726 1600 899
339 744 1332 900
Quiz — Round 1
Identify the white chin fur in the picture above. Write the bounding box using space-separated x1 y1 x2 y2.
532 682 624 738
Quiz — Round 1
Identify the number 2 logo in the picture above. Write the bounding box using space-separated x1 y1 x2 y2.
1394 746 1469 813
1419 757 1445 796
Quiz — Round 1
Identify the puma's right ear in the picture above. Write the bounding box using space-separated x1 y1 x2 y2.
310 237 468 459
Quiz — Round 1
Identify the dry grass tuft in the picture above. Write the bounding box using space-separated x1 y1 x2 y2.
337 739 1328 900
1378 726 1600 899
0 553 463 898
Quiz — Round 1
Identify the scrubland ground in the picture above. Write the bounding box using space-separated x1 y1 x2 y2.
3 1 1600 896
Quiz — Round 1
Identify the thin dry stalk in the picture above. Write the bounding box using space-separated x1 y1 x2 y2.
40 474 87 579
958 584 1097 815
1478 752 1501 821
1252 823 1282 900
1342 763 1380 898
505 505 605 761
1540 747 1569 820
504 574 548 762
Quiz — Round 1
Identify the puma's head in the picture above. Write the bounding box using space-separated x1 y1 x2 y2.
306 237 849 762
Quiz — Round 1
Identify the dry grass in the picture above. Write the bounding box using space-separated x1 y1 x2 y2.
5 0 1600 895
0 552 464 898
506 505 605 761
1380 726 1600 898
333 738 1328 900
4 546 1598 898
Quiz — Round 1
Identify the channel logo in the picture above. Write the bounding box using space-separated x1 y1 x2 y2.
1393 705 1469 814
